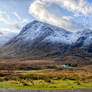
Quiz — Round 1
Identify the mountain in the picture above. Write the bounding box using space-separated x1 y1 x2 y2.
71 29 92 60
0 20 92 66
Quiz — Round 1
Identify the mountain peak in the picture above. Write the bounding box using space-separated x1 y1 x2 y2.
0 20 92 65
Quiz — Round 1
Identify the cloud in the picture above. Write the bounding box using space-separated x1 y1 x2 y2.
13 12 29 24
31 0 92 15
0 11 10 25
0 10 29 33
56 0 92 15
29 0 88 32
13 12 22 21
0 11 24 45
0 10 30 45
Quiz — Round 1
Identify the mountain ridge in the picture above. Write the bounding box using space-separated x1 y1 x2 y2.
0 20 92 66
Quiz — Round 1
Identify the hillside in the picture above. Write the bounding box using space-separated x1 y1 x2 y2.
0 20 92 66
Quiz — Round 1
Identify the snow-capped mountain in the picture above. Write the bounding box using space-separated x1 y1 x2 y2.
6 20 83 45
0 20 92 65
16 20 73 44
0 21 71 59
75 29 92 46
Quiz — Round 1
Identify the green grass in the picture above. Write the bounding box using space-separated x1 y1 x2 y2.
0 79 92 89
0 69 92 90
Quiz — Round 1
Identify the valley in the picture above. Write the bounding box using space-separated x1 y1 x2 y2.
0 20 92 90
0 61 92 90
0 0 92 91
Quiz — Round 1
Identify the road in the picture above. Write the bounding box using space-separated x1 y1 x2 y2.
0 89 92 92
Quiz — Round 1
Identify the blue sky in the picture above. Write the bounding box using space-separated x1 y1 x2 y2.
29 0 92 32
87 0 92 3
0 0 33 44
0 0 92 35
0 0 34 34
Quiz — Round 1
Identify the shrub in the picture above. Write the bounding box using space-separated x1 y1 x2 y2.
68 74 80 80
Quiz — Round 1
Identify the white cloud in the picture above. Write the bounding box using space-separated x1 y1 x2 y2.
0 12 10 25
29 0 87 32
35 0 92 15
13 12 22 21
0 10 31 45
0 10 30 45
57 0 92 15
0 11 29 33
13 12 29 24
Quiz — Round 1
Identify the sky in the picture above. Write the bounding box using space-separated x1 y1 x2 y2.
0 0 92 37
0 0 34 34
29 0 92 32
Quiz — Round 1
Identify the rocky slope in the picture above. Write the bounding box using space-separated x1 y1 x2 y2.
0 20 92 65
